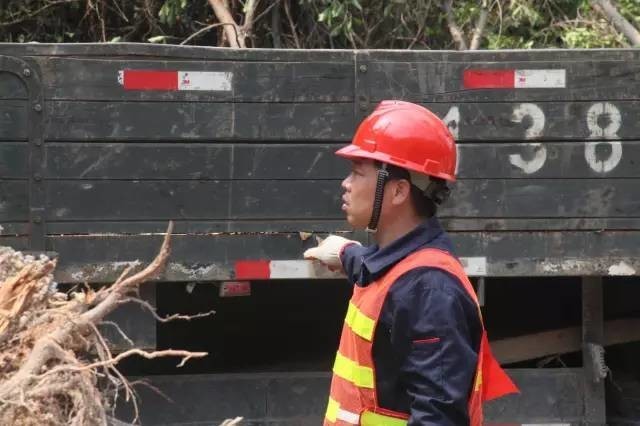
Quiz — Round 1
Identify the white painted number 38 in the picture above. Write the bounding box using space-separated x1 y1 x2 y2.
442 102 623 174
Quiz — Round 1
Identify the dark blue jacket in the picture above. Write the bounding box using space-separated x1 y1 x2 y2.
340 217 481 426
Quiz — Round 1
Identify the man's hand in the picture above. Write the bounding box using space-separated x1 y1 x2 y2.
303 235 361 270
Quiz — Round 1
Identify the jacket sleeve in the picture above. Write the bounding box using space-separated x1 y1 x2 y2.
388 269 480 426
339 243 367 286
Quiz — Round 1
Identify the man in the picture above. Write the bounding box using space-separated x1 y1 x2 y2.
304 100 518 425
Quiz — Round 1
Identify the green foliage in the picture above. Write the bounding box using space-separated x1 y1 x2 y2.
1 0 639 49
159 0 189 26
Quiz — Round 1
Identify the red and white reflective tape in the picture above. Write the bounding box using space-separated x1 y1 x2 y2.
117 70 233 91
235 257 487 280
463 69 566 89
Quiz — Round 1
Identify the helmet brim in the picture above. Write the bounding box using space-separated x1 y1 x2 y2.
335 144 456 182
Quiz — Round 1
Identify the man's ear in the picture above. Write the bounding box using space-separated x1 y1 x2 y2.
391 179 412 205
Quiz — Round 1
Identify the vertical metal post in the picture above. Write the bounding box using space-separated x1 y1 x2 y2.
582 276 607 425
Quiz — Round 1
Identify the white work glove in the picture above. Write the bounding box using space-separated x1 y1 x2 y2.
303 235 361 270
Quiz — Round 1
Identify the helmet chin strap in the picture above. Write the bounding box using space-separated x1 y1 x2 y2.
366 163 389 233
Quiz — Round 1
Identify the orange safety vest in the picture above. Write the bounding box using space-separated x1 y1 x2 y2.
324 248 518 426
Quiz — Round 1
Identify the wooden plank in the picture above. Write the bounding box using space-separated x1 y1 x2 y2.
45 143 348 180
47 231 640 283
36 100 640 142
44 141 640 179
453 231 640 276
0 71 27 99
492 318 640 364
113 369 584 425
0 143 28 178
368 60 640 102
0 223 29 235
38 100 640 142
43 101 354 141
1 42 637 64
367 47 640 64
441 218 640 232
0 43 356 62
484 369 584 424
582 277 607 424
46 180 344 221
424 101 640 141
42 217 640 236
0 101 27 141
40 58 354 102
0 237 29 253
459 141 640 178
46 219 349 235
44 178 640 221
0 181 28 221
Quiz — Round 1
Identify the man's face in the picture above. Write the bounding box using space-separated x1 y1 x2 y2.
340 159 377 229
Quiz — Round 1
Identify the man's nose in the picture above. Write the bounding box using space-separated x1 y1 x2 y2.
341 175 351 191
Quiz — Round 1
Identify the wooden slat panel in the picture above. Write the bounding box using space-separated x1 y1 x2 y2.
0 143 28 178
424 101 640 141
46 180 343 221
0 101 27 141
42 217 640 235
48 231 640 282
43 101 354 141
46 220 350 235
459 141 640 178
44 178 640 221
45 143 348 180
0 71 27 100
367 60 640 102
0 181 28 221
0 236 28 251
44 141 640 180
40 58 354 102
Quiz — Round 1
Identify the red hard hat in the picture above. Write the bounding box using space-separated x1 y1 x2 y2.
336 100 457 181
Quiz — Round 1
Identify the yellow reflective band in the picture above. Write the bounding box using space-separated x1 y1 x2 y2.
333 352 374 389
345 302 375 341
361 411 408 426
475 369 483 392
325 397 339 423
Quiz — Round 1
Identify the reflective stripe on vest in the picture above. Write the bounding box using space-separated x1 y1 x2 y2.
326 398 408 426
333 351 374 388
361 411 407 426
345 301 375 341
325 397 360 424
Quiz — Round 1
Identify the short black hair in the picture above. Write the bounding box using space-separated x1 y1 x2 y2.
377 162 443 218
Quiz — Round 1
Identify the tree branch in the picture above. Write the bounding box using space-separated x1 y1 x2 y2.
470 0 490 50
180 22 236 45
443 0 468 50
0 0 82 28
591 0 640 46
283 0 301 48
208 0 242 47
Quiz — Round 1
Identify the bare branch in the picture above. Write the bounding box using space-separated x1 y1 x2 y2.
283 0 301 48
470 0 490 50
180 22 235 45
241 0 260 37
591 0 640 46
271 0 282 48
121 297 216 323
442 0 468 50
208 0 242 47
0 0 82 28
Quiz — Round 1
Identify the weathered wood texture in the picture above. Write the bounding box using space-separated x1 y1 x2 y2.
1 45 639 280
113 369 584 425
47 231 640 283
